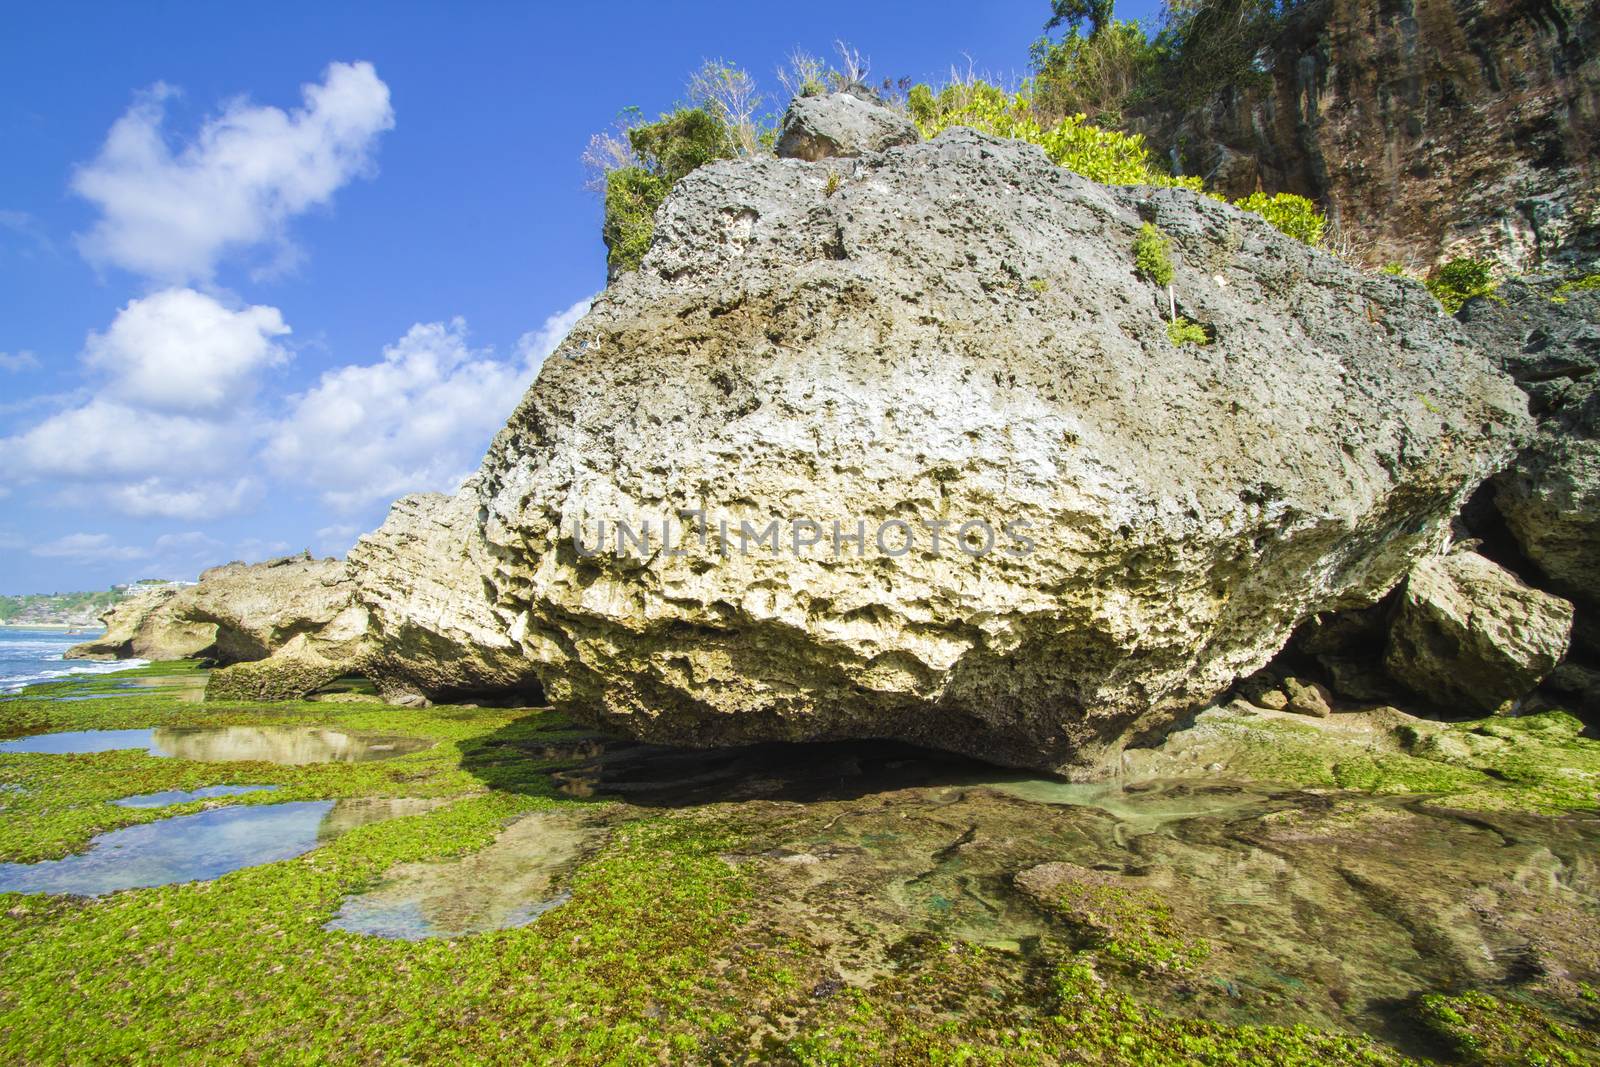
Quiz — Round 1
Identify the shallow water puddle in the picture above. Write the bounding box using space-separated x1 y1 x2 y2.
326 809 605 940
0 797 442 896
0 725 431 763
114 784 280 808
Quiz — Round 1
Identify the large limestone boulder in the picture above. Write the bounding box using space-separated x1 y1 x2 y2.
775 91 919 162
359 117 1528 773
1384 550 1574 713
351 491 545 705
64 583 215 662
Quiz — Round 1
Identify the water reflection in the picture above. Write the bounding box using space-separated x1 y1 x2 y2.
0 797 440 896
0 726 431 764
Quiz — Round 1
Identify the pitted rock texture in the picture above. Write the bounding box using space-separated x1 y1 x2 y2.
1385 550 1574 713
64 584 216 662
1147 0 1600 271
349 490 545 705
66 553 367 671
1458 281 1600 616
776 91 920 162
362 121 1528 773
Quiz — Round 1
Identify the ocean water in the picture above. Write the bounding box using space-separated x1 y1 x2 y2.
0 627 145 694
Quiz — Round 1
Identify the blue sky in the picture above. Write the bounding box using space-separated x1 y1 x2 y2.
0 0 1165 595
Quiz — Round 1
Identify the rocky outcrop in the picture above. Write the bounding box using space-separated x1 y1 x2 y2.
776 91 920 162
64 583 216 662
1385 550 1574 712
1151 0 1600 271
362 114 1526 773
176 553 368 665
349 491 545 705
65 553 368 682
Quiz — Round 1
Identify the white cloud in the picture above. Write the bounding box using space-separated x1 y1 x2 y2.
31 532 148 564
314 523 360 556
233 537 294 562
29 530 225 574
2 399 245 481
104 476 263 520
0 210 57 258
516 295 595 369
0 350 40 372
267 315 567 511
72 62 394 284
0 290 285 518
85 288 289 412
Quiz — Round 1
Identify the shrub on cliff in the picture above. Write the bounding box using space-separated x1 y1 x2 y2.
1426 257 1498 314
908 79 1202 190
1233 191 1325 246
598 108 738 275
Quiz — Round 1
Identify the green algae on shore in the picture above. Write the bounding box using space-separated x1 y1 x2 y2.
2 662 1598 1064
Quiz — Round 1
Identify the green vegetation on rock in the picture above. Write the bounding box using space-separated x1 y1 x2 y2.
1167 315 1208 345
1233 190 1326 246
1414 989 1600 1066
1133 221 1174 286
908 79 1203 190
1426 256 1499 313
3 665 1598 1062
601 107 737 275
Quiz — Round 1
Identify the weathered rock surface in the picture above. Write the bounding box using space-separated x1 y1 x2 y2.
364 117 1527 772
205 655 349 702
66 553 368 679
350 491 545 705
1457 281 1600 615
177 553 368 665
64 584 216 662
1147 0 1600 271
775 91 919 162
1385 550 1574 712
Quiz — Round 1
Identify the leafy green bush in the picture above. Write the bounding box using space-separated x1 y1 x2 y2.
1232 191 1325 246
908 79 1202 190
1426 257 1497 314
600 108 736 275
1167 316 1209 345
1133 222 1174 287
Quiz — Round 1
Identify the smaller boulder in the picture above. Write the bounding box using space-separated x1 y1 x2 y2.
1384 552 1575 714
1282 676 1334 718
775 92 919 161
1237 671 1290 711
205 655 348 702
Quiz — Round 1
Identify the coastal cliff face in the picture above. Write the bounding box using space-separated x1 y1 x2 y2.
1156 0 1600 271
352 115 1527 773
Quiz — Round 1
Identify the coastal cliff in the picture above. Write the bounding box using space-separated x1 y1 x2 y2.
1149 0 1600 270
